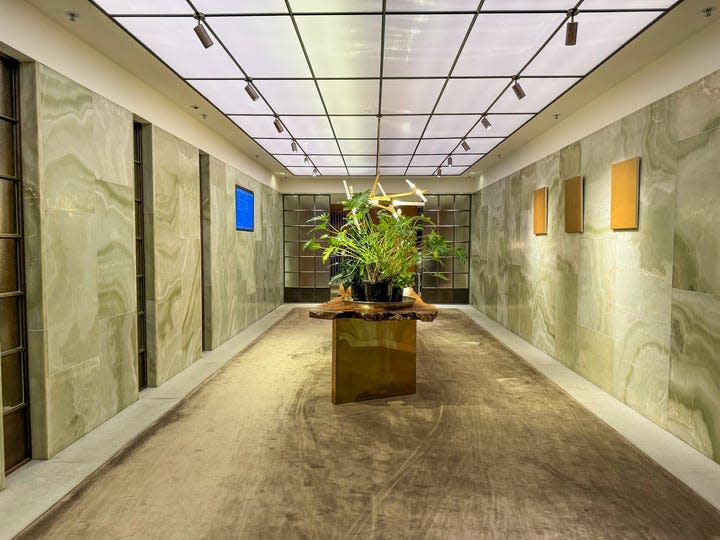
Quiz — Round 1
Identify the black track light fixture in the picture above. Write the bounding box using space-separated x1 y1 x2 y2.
273 117 284 134
512 78 526 100
437 168 442 177
244 81 259 101
312 168 319 177
461 140 471 152
447 156 453 167
304 156 310 165
481 115 492 131
193 14 213 49
565 9 578 46
291 141 298 153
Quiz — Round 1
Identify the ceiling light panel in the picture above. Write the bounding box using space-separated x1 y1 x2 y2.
410 155 444 167
231 116 288 138
416 139 461 154
454 13 565 76
388 0 479 10
381 79 444 115
338 139 377 154
380 116 429 139
254 138 293 154
296 139 341 154
480 0 575 9
436 78 511 114
380 139 420 154
490 78 579 114
95 0 193 14
279 116 334 139
296 15 382 77
345 155 378 167
317 80 379 115
188 80 272 114
252 80 325 115
384 15 473 77
468 114 532 137
525 12 662 77
424 115 479 138
210 16 310 78
379 155 411 167
445 154 485 167
287 167 316 175
378 167 408 175
581 0 675 7
348 167 377 176
115 17 240 78
193 0 288 13
319 167 348 175
406 167 437 175
308 155 346 167
330 116 378 139
463 138 504 153
290 0 382 12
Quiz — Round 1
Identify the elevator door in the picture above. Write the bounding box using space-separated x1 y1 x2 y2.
0 54 31 473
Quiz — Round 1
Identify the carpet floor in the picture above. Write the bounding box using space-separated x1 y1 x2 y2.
19 309 720 539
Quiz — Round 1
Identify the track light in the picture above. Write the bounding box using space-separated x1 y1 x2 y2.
565 10 578 46
244 81 259 101
512 78 526 100
461 140 470 152
193 15 213 49
447 156 453 167
437 168 442 177
273 117 284 133
304 156 310 165
312 168 318 177
481 116 492 131
291 141 298 153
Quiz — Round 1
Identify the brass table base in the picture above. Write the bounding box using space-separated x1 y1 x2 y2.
332 318 416 404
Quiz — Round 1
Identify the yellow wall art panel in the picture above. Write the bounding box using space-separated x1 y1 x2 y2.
533 187 548 235
611 157 640 230
564 176 584 233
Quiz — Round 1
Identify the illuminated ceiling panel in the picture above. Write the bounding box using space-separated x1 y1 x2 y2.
94 1 677 177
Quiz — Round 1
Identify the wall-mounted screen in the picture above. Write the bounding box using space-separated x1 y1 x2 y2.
235 186 254 232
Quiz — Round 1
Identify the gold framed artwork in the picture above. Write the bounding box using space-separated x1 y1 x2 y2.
564 176 584 233
611 157 640 230
533 187 548 235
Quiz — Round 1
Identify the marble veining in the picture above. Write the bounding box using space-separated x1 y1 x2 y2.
472 68 720 460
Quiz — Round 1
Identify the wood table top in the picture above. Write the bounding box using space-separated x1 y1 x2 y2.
308 291 438 322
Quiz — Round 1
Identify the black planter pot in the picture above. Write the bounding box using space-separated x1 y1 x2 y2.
389 286 403 302
363 280 392 302
350 277 366 301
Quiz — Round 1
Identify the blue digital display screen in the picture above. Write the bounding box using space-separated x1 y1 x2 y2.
235 186 254 232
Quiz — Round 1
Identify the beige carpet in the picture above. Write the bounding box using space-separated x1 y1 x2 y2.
19 309 720 539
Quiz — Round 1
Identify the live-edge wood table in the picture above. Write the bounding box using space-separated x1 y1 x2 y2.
309 292 438 404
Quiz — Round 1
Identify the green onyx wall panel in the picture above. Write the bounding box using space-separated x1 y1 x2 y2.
201 155 282 350
472 69 720 462
19 64 137 457
145 126 202 386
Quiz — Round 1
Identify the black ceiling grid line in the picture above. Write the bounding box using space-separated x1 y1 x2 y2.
375 0 387 176
434 0 681 176
401 0 486 177
429 0 583 176
284 0 350 177
185 75 588 81
184 0 323 177
225 112 540 117
87 0 309 177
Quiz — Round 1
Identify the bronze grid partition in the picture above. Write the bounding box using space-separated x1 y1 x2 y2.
0 54 31 474
420 194 471 304
133 123 147 390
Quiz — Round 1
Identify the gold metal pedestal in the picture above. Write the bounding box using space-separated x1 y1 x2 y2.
332 318 416 404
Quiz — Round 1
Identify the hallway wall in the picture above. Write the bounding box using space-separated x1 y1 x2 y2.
201 156 283 350
470 68 720 465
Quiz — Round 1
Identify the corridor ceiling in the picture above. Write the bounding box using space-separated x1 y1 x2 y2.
91 0 679 177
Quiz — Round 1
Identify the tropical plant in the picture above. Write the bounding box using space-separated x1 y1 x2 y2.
303 190 466 293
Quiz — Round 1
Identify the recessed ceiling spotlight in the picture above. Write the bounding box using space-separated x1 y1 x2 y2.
565 9 578 46
461 140 471 152
273 117 284 133
193 14 214 49
65 11 79 22
291 141 298 153
244 81 259 101
480 115 492 131
704 7 714 17
512 78 526 100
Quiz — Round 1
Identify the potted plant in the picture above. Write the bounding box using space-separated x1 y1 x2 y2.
304 190 466 303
